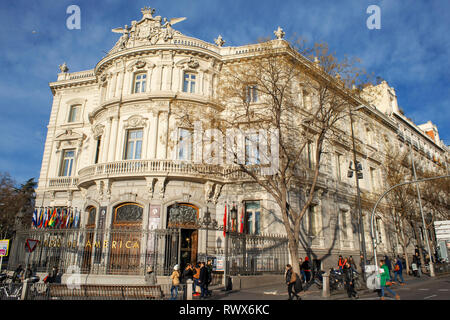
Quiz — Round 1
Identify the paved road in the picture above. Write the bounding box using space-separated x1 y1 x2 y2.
211 274 450 300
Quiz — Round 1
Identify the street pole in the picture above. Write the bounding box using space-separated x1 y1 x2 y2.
408 141 435 277
349 106 367 280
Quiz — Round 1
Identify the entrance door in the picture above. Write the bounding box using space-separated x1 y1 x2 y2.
180 229 198 270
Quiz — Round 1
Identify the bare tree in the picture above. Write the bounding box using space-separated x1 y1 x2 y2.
172 39 371 274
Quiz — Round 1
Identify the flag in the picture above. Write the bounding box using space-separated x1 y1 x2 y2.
48 208 57 228
38 208 44 228
73 208 80 228
239 206 245 233
68 208 74 228
44 208 50 228
223 204 227 237
32 209 38 228
65 208 71 228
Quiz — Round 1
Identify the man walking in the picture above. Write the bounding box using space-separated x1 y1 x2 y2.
198 262 209 299
393 257 405 285
343 261 358 299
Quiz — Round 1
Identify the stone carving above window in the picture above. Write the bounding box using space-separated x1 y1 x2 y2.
123 114 148 129
54 130 86 150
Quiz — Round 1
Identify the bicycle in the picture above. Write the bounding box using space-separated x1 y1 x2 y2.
0 276 23 300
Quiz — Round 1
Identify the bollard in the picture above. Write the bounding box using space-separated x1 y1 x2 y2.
186 279 193 300
21 279 29 300
322 273 330 298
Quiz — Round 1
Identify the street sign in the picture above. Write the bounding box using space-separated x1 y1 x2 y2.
435 221 450 241
25 239 39 253
0 240 9 257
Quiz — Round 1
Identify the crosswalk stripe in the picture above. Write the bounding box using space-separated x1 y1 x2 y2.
424 295 437 300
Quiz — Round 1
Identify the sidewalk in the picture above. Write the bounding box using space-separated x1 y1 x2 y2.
200 272 449 300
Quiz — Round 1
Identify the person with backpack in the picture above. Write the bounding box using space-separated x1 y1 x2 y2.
393 257 405 285
285 264 301 300
338 255 347 271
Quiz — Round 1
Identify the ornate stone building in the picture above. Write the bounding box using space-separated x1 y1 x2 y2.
12 7 447 283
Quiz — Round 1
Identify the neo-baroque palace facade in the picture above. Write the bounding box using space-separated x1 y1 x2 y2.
27 7 448 282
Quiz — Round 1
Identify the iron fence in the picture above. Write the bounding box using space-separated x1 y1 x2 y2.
8 228 181 277
227 232 289 275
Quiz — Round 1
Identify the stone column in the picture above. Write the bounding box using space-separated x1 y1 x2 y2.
102 117 112 163
108 116 119 162
150 110 159 159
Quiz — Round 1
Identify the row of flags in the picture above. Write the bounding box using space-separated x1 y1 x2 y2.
222 204 245 237
31 207 81 229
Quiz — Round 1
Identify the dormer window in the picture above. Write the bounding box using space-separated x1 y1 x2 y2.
183 72 196 93
133 73 147 93
68 105 81 123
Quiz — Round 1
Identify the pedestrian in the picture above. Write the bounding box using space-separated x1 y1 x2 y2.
393 258 405 285
349 256 357 273
145 266 157 285
298 258 305 282
412 252 421 277
338 255 347 271
301 256 311 283
285 264 301 300
359 254 366 273
170 264 181 300
198 262 209 299
384 255 393 280
193 262 201 296
205 260 213 296
379 259 400 300
343 261 358 299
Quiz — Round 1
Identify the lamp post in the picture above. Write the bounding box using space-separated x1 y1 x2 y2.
348 105 368 280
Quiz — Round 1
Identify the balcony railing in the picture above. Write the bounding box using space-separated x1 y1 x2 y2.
77 159 252 185
48 177 79 189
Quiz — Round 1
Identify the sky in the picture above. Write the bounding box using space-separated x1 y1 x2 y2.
0 0 448 185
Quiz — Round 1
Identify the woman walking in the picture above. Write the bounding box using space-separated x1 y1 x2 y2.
379 259 400 300
170 264 181 300
285 264 301 300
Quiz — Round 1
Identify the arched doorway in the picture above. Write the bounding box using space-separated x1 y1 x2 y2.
167 203 199 270
108 202 143 275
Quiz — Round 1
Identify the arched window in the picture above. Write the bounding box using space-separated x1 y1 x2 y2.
86 206 97 228
112 203 143 228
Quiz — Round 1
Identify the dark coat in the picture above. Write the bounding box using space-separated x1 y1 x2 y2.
343 266 354 283
199 266 209 284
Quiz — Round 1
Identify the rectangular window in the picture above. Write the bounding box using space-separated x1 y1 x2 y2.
60 149 75 176
307 142 313 169
94 138 101 164
177 128 192 161
68 105 80 123
134 73 147 93
244 201 261 235
183 73 196 93
124 129 143 160
370 167 377 191
341 211 348 240
245 85 258 103
245 133 260 165
335 153 342 181
308 205 317 236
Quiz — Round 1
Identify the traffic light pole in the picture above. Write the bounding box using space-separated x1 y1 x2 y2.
349 107 367 281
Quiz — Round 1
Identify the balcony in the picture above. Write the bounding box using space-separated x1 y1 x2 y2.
77 159 251 187
47 177 79 190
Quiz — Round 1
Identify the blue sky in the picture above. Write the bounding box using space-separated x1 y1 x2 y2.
0 0 449 184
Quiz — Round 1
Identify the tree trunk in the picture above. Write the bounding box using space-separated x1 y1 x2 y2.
412 221 427 273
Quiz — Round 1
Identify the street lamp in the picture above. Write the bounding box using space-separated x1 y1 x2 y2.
349 105 368 280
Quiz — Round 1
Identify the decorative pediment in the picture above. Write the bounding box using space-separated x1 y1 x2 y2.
126 59 155 72
91 124 105 139
123 114 148 129
176 57 200 70
55 130 87 150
